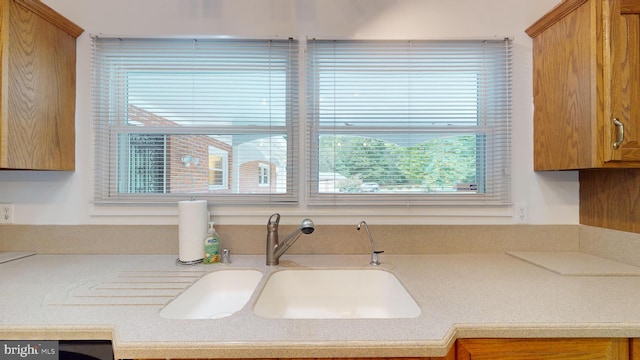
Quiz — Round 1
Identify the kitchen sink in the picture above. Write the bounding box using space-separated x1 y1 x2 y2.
160 269 262 319
253 269 421 319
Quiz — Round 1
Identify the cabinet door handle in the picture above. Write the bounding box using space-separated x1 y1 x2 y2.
613 118 624 150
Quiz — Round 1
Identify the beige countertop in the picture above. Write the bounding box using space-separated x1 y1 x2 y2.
2 253 640 359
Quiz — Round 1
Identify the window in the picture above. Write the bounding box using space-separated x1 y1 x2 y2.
306 39 512 205
208 146 228 190
93 36 511 208
258 163 271 186
92 37 298 203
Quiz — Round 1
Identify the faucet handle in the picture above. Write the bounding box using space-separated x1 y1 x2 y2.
221 248 231 264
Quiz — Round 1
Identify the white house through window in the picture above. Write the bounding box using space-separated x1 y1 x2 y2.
258 163 270 186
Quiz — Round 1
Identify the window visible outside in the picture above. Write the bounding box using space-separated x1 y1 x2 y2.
208 146 228 190
258 163 270 186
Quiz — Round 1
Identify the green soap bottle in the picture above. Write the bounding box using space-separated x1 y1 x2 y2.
203 222 220 264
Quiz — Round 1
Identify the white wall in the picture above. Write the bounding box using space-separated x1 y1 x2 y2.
0 0 577 225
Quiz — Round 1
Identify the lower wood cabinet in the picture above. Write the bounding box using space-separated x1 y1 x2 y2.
632 339 640 360
457 338 629 360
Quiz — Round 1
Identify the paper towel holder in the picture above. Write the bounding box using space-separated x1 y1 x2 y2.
175 196 211 266
176 258 203 266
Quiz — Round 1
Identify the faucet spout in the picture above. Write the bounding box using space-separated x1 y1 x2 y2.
357 220 383 266
273 228 305 260
266 214 315 266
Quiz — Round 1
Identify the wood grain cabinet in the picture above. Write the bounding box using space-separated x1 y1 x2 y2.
0 0 83 170
526 0 640 170
632 338 640 360
457 338 630 360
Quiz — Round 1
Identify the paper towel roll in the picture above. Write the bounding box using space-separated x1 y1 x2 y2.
178 200 208 262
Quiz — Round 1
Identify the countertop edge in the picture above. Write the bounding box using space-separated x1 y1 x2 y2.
113 341 452 359
0 326 114 341
7 323 640 359
110 323 640 358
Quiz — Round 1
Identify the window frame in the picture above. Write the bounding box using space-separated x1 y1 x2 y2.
92 36 511 208
305 38 512 206
92 36 299 204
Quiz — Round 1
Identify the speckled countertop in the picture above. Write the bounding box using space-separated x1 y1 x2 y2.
3 253 640 359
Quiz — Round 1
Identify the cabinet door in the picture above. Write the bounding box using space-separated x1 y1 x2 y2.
632 338 640 360
529 0 597 170
606 0 640 163
0 0 82 170
456 338 628 360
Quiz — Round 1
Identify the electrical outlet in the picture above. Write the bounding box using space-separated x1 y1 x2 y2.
515 203 528 224
0 203 13 224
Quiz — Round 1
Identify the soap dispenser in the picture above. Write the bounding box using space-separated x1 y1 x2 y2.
203 222 220 264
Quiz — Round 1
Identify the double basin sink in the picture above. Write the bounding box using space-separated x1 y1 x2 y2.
159 268 421 320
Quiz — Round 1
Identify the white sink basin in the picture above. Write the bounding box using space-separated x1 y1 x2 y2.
253 269 421 319
160 269 262 319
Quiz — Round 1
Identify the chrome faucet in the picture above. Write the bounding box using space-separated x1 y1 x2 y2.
357 220 384 265
266 213 315 265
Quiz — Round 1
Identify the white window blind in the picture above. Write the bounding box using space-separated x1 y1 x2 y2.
92 37 299 203
306 39 512 205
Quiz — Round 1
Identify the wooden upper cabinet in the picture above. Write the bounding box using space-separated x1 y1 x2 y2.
608 0 640 162
0 0 83 170
526 0 640 170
